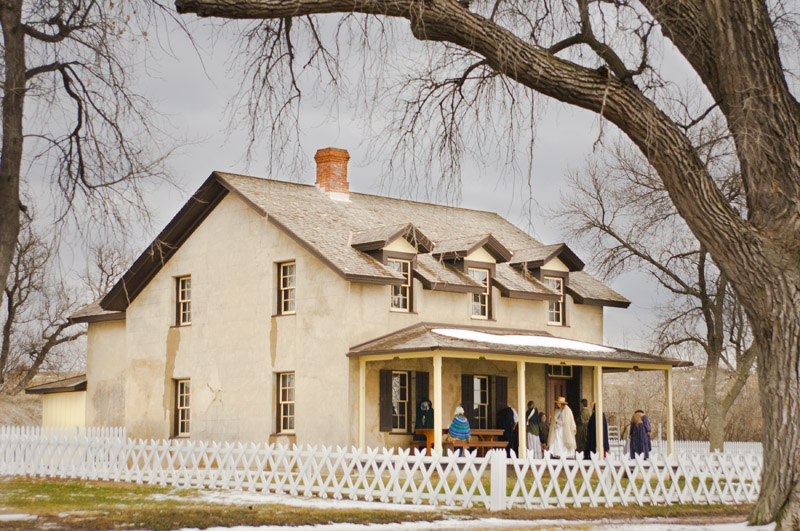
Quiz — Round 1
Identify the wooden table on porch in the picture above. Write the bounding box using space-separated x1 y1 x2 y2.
414 428 505 456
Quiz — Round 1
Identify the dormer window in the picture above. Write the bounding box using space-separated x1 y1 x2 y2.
544 276 564 325
388 258 411 311
468 267 490 318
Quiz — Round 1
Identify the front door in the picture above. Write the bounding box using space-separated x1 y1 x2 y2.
549 378 567 419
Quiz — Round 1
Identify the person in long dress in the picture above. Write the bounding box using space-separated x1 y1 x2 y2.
629 409 652 459
575 398 591 453
547 396 577 458
525 401 542 459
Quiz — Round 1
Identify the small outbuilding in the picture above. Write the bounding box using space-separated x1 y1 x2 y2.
25 375 87 428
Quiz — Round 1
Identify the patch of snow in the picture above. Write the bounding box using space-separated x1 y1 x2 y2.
151 489 446 513
432 328 614 353
178 519 776 531
0 513 37 522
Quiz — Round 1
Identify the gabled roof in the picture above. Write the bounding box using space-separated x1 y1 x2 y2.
432 234 512 262
25 374 87 394
350 223 433 253
510 243 585 271
348 323 690 368
90 171 625 314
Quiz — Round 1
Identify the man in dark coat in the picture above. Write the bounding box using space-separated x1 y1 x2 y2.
497 405 518 456
585 405 610 458
413 398 433 441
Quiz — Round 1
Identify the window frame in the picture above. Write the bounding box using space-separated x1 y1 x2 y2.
390 370 410 432
472 375 489 429
277 372 296 434
387 258 412 312
544 275 564 325
176 276 192 326
468 267 490 319
548 365 573 378
175 379 190 437
278 261 297 316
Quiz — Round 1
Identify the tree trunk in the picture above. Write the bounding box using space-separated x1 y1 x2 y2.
704 393 725 454
749 298 800 529
0 0 25 294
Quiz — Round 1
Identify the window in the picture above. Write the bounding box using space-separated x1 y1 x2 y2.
391 371 409 431
277 372 295 433
388 259 411 311
472 376 489 429
279 262 296 315
548 365 573 378
177 276 191 325
175 379 190 437
544 276 564 325
468 267 490 318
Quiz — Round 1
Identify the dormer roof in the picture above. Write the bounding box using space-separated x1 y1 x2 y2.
509 243 585 271
350 223 433 253
432 234 512 262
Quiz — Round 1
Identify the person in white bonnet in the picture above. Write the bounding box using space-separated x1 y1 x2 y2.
547 396 577 458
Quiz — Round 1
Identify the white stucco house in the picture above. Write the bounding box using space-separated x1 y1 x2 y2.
70 147 687 456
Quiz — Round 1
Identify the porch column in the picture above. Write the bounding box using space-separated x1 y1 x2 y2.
433 353 443 454
665 368 674 457
358 358 366 449
517 360 526 459
594 365 604 459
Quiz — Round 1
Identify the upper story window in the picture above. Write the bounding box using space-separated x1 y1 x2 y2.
468 267 490 319
279 262 296 315
175 379 190 437
388 258 411 311
544 276 564 325
177 276 191 325
277 372 295 433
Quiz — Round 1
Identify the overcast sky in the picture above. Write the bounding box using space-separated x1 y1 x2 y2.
52 13 682 351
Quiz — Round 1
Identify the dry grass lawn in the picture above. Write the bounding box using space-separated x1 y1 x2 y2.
0 477 753 530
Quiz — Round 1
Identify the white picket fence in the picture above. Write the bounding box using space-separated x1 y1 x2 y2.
0 426 762 510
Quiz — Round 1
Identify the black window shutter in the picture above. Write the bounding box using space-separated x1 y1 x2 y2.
461 374 474 427
494 375 508 428
416 371 429 405
379 370 393 432
413 371 429 433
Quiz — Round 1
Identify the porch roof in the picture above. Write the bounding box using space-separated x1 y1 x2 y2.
348 323 691 368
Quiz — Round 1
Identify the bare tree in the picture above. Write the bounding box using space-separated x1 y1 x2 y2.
0 0 174 297
0 216 85 394
559 136 756 452
174 1 800 526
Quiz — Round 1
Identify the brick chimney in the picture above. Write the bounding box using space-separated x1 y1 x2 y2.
314 147 350 201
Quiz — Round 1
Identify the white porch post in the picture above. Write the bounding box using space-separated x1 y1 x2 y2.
517 360 526 459
595 365 604 459
359 357 366 449
665 367 674 457
433 354 443 454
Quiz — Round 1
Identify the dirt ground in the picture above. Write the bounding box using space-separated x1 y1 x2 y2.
0 392 41 425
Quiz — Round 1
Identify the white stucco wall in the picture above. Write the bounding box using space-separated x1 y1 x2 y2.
86 320 126 427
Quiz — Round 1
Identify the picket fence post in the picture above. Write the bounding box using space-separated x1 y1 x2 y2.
489 449 506 511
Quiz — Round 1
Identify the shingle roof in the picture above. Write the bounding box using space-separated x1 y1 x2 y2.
509 243 585 271
568 271 630 308
493 264 559 300
25 374 87 394
350 223 433 253
69 300 125 324
414 254 485 293
348 323 689 368
94 172 627 313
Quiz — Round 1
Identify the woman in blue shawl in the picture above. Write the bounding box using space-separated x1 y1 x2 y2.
448 406 471 455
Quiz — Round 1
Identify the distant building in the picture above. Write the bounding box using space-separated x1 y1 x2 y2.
25 375 86 428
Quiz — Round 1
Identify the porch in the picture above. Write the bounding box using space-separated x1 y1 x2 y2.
349 323 690 458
